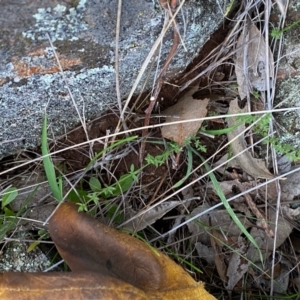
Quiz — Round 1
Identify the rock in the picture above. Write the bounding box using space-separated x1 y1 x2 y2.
0 0 227 157
0 229 51 272
273 0 300 152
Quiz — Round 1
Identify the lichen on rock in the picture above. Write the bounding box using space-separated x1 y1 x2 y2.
0 0 227 157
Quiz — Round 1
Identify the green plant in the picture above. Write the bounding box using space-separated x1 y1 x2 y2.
271 18 300 39
76 164 140 214
189 137 207 153
190 148 264 263
0 185 39 241
42 115 63 202
243 113 300 162
1 187 18 212
42 114 141 216
145 140 182 167
252 90 260 99
27 229 50 252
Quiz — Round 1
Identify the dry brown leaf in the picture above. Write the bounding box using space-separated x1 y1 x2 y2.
0 272 148 300
246 208 292 263
292 277 300 292
280 166 300 201
195 243 215 264
187 204 252 245
226 237 249 291
235 181 274 238
207 178 279 205
227 98 275 179
161 86 209 145
210 230 228 285
255 257 292 294
235 23 274 100
0 202 216 300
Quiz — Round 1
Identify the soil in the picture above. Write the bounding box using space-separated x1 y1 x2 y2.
47 17 233 191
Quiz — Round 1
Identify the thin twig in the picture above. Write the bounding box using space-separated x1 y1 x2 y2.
237 182 274 238
139 0 180 163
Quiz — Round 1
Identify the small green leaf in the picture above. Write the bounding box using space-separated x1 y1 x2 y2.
77 203 88 212
129 164 139 182
27 241 40 253
4 207 15 217
112 173 136 196
89 177 102 192
1 187 18 209
38 229 49 239
101 186 116 198
68 189 89 203
87 192 99 205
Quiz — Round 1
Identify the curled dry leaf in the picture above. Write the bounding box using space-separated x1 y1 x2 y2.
161 86 209 145
235 23 274 100
0 203 216 300
227 98 274 179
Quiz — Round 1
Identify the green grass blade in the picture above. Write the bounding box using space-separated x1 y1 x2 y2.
191 149 263 263
173 147 193 188
201 120 247 135
41 115 62 201
86 135 137 170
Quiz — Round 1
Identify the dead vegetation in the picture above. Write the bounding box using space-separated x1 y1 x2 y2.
1 0 300 299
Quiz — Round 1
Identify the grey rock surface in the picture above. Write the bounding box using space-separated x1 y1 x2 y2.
0 0 226 157
273 0 300 151
0 230 51 272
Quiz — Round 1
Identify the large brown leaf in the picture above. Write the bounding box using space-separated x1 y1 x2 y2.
0 202 216 300
0 272 148 300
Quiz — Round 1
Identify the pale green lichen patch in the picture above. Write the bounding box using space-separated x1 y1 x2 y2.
22 0 88 42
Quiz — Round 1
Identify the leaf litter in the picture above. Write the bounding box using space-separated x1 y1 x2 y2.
227 98 275 179
235 23 274 100
2 1 300 298
165 75 298 293
161 86 209 145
